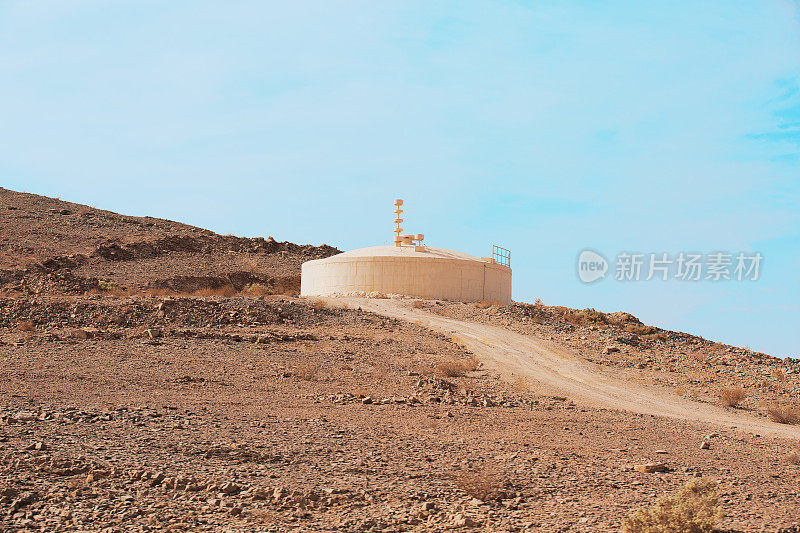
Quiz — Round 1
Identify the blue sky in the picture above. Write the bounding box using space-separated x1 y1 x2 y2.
1 1 798 357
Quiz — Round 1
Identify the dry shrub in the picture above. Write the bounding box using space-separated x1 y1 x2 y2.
512 376 532 392
410 362 434 377
786 450 800 465
310 299 327 311
411 300 425 309
474 300 501 309
767 404 800 425
534 297 544 306
449 334 466 345
580 307 609 324
454 467 509 501
97 280 126 295
272 275 301 296
461 355 480 372
625 324 659 336
292 364 318 381
772 369 787 382
193 285 237 298
436 360 468 378
436 356 479 377
622 478 722 533
564 311 580 324
240 283 271 297
719 386 746 407
674 386 686 397
16 320 35 332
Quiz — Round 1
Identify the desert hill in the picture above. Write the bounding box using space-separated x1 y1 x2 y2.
0 187 339 297
1 189 799 532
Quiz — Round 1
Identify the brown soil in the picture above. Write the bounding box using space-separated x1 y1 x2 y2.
0 187 339 298
1 189 798 532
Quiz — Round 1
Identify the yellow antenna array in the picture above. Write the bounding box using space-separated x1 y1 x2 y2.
393 199 403 246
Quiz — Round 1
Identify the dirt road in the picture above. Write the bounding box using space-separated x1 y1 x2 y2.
343 297 800 441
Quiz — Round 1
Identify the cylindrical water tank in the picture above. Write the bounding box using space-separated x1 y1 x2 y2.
301 245 511 303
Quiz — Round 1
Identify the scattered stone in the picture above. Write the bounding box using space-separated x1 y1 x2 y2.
12 411 38 423
150 472 166 486
220 482 240 494
634 462 667 473
700 441 710 450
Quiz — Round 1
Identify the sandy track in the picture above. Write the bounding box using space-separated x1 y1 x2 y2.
342 297 800 441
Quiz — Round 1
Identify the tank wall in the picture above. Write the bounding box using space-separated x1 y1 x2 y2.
301 257 511 303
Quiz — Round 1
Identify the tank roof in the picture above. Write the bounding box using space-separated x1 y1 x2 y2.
328 245 484 262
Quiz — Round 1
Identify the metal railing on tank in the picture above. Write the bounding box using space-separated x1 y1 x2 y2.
492 245 511 267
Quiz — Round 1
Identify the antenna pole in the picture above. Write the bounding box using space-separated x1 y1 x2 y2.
393 199 403 246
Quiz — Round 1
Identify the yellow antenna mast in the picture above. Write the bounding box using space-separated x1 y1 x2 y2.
393 199 403 246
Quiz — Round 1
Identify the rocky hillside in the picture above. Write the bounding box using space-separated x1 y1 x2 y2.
0 188 339 297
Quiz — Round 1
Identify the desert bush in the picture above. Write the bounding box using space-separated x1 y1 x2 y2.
622 478 722 533
16 320 35 332
410 362 434 377
564 311 580 324
719 386 746 407
767 404 800 425
461 355 480 372
272 275 300 296
411 300 425 309
435 356 479 377
772 369 787 382
534 297 544 306
625 324 659 336
453 467 509 501
292 364 318 381
580 307 609 324
436 360 468 378
512 376 532 392
98 280 121 292
240 283 271 296
194 285 237 297
310 299 327 311
786 450 800 465
474 300 502 309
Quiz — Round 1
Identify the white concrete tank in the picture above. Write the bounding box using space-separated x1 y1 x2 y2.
300 244 512 303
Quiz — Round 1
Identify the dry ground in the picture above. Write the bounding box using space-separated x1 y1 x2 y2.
2 295 800 532
1 188 799 532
